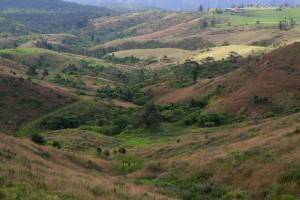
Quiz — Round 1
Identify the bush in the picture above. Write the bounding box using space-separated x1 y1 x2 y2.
0 190 6 199
30 134 46 145
51 141 61 149
103 150 110 157
96 147 102 153
118 147 126 154
197 112 227 127
263 112 275 118
44 115 81 130
232 115 247 123
281 169 300 182
146 162 164 173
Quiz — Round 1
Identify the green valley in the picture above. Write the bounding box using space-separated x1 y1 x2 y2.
2 1 300 199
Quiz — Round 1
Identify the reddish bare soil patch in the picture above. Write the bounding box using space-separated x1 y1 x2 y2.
114 100 137 108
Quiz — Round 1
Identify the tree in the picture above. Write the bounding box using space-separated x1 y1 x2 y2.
42 69 49 77
211 19 216 27
256 19 260 24
201 56 215 67
276 93 294 115
198 5 203 11
12 42 18 49
189 69 198 82
227 51 242 63
26 66 38 76
279 21 284 30
202 19 208 28
133 103 162 130
251 111 260 125
290 18 296 28
31 134 46 145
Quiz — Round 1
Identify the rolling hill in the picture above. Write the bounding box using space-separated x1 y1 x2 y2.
66 0 300 10
146 42 300 116
0 57 78 134
2 3 300 200
0 0 114 34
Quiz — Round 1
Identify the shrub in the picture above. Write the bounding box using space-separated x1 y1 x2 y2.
103 150 110 157
0 190 6 199
263 112 275 118
197 112 227 127
51 141 61 149
118 147 126 154
30 134 46 145
44 115 81 130
232 115 247 123
286 128 300 137
146 162 164 173
281 169 300 182
96 147 102 153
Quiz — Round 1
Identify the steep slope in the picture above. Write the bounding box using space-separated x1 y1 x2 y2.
148 42 300 116
0 58 78 133
213 41 300 115
0 133 177 199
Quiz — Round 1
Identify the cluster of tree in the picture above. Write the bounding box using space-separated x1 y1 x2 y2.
168 56 240 88
42 115 81 130
51 74 86 89
38 90 300 137
35 40 53 50
0 19 37 37
0 0 116 34
96 85 149 105
279 17 296 30
103 54 140 65
90 2 162 13
26 66 38 76
199 19 216 28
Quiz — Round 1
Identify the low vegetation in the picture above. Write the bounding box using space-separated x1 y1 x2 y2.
2 2 300 199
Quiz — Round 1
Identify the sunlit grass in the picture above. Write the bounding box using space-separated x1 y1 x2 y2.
0 48 46 56
219 7 300 25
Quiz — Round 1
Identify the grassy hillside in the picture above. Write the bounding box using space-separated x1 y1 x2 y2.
0 133 179 200
0 57 78 134
2 110 300 199
0 0 115 34
2 5 300 200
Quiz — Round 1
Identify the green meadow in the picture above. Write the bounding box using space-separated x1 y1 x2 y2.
74 57 110 67
0 48 47 56
220 7 300 25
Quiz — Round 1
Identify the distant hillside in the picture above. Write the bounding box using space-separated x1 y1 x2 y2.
65 0 300 10
0 0 107 12
0 18 42 37
0 0 114 34
66 1 162 12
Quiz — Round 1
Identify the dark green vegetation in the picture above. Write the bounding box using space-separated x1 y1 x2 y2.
0 0 113 35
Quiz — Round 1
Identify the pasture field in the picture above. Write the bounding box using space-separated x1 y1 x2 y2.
219 7 300 25
111 45 267 65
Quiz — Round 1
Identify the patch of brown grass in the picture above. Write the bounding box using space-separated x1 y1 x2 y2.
0 133 178 199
